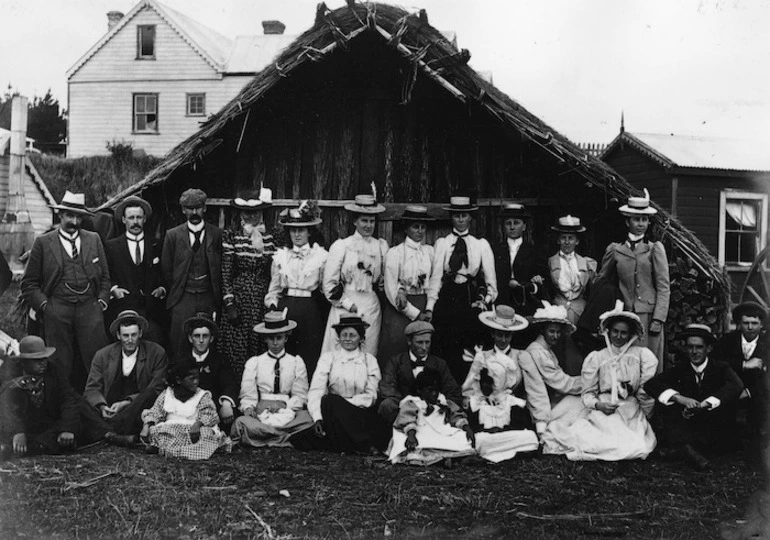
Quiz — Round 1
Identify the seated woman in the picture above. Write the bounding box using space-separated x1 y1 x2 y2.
290 316 389 454
518 302 584 441
389 368 475 466
542 301 658 460
140 359 232 460
230 311 314 447
462 306 539 462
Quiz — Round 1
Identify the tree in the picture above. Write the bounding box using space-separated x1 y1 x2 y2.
0 87 67 146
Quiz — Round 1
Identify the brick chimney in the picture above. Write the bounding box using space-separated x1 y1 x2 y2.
107 11 124 32
262 20 286 35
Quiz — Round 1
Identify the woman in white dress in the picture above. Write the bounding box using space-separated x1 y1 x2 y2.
543 300 658 460
320 195 388 356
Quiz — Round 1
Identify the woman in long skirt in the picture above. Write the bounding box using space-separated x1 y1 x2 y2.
265 201 329 375
320 195 388 356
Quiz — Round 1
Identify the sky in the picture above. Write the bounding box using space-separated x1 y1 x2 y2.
1 0 769 144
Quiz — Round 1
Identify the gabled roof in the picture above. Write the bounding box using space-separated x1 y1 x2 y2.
0 128 36 155
225 34 298 74
602 131 770 173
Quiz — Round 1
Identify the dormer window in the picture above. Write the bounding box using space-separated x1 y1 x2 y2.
137 25 156 59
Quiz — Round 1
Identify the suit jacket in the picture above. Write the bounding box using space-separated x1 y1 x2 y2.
379 353 463 407
594 240 670 321
21 228 111 311
105 234 165 319
711 330 770 378
644 358 743 405
493 240 546 315
161 222 222 309
84 341 168 409
193 350 239 408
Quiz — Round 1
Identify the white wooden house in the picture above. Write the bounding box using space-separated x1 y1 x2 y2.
66 0 294 158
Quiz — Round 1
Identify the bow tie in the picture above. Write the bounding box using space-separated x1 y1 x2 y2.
412 358 427 368
292 245 310 258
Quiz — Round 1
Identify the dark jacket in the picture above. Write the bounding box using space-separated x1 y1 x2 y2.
105 234 165 320
644 358 743 405
379 353 462 407
161 222 222 310
192 350 239 408
711 330 769 382
493 240 546 316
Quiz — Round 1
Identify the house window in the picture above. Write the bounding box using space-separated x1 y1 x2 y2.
137 25 156 59
187 93 206 116
719 191 768 267
133 94 158 133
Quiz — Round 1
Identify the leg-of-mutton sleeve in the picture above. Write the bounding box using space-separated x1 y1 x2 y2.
517 350 552 432
346 353 381 409
287 357 310 410
196 391 222 427
141 388 169 425
393 397 421 433
263 254 284 309
479 238 498 304
580 351 602 410
426 236 449 311
593 243 619 287
307 352 333 421
238 356 260 412
221 230 236 304
323 239 354 311
650 241 671 323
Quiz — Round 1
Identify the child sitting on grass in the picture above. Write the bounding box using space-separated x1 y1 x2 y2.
140 359 232 460
388 368 475 466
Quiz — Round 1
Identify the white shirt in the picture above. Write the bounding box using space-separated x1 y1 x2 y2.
429 231 497 305
657 358 721 409
192 350 210 364
187 221 205 246
507 237 523 277
557 251 580 297
58 229 81 258
384 238 437 318
122 349 138 377
741 335 759 360
307 349 381 421
409 350 426 377
322 232 388 311
125 232 145 265
264 243 328 307
239 351 309 412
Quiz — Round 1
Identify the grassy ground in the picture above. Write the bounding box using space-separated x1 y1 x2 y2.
0 443 766 539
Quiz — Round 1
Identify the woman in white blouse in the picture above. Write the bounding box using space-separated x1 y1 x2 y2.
265 202 329 375
320 194 388 356
379 205 438 366
290 316 390 454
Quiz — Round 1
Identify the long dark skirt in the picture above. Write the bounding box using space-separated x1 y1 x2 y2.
289 394 390 453
378 294 427 370
278 292 329 377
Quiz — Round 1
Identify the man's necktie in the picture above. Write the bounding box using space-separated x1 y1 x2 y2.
695 371 704 388
63 235 79 259
191 230 202 252
134 238 143 265
448 236 468 274
270 354 282 393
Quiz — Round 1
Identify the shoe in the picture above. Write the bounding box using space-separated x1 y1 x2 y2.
683 444 710 471
105 432 137 447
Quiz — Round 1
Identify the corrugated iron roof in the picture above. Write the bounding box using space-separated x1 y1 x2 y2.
225 34 297 74
158 2 234 67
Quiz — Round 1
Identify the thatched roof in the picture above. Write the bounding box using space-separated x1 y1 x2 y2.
100 1 729 305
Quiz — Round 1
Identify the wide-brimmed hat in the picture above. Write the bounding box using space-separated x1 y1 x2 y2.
732 301 768 324
479 305 529 332
109 309 149 335
331 315 371 331
404 320 434 337
179 188 207 207
115 195 152 220
279 201 322 227
253 310 297 334
50 190 94 216
551 215 586 234
12 336 56 360
398 205 435 223
183 312 219 337
528 301 576 334
344 194 386 214
442 196 478 213
231 187 273 210
677 323 716 345
619 188 658 216
499 202 531 219
598 300 644 336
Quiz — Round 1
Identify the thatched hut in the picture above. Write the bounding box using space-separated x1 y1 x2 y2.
99 2 729 346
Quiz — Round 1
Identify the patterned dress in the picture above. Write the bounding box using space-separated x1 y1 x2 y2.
219 228 275 377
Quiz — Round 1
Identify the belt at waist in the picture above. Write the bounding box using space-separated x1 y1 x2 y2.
286 288 312 298
189 274 209 281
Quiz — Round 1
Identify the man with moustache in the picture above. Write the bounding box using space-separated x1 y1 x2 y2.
162 189 223 355
21 191 110 391
105 196 167 348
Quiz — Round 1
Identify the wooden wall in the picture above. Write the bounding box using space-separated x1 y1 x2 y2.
0 156 54 236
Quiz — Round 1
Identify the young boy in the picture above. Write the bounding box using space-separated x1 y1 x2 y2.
0 336 79 459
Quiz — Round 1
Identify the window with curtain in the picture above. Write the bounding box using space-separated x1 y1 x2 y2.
724 196 763 265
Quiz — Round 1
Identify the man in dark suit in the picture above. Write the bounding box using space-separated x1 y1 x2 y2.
81 310 168 446
644 324 743 470
20 191 110 391
712 301 769 438
105 196 167 348
161 189 223 355
378 321 463 425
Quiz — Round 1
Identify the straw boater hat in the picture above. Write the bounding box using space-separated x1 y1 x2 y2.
231 187 272 210
253 310 297 334
528 301 576 333
279 201 322 227
499 202 531 219
479 305 529 332
598 300 644 336
183 312 219 337
442 196 478 213
344 194 386 214
109 309 149 335
677 323 716 345
732 301 768 324
331 315 371 331
12 336 56 360
619 188 658 216
398 205 435 222
50 190 94 216
115 195 152 220
551 215 586 234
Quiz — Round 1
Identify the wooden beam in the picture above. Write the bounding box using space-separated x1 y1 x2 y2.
203 197 557 208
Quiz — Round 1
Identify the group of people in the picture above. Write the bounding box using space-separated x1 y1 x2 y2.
0 185 765 470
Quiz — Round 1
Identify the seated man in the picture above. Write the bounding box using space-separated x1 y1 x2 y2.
378 321 462 425
82 310 168 446
644 324 743 470
712 301 769 437
0 336 79 459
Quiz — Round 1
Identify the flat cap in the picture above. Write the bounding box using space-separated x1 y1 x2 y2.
179 188 207 207
404 320 434 337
